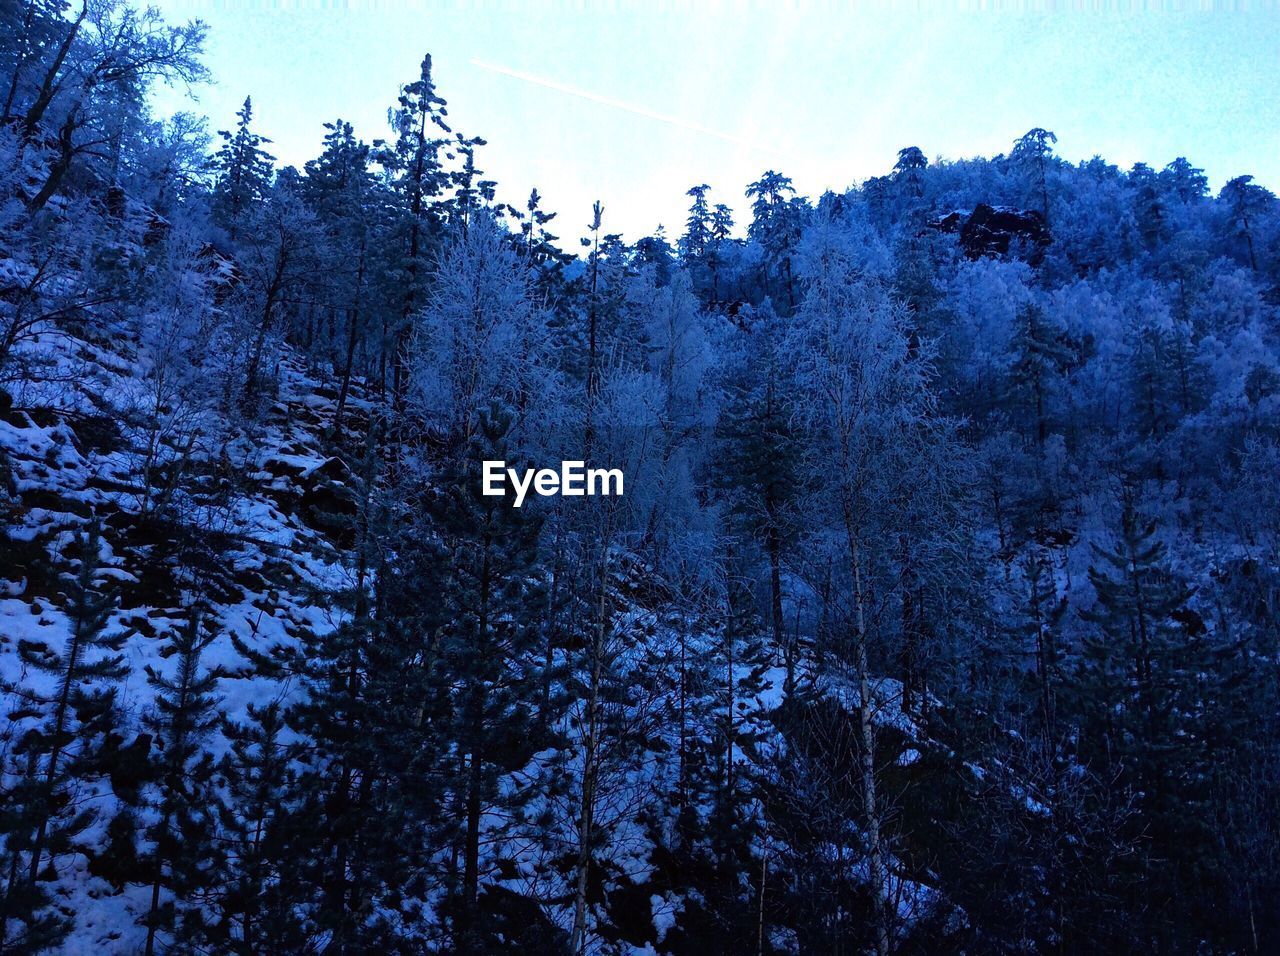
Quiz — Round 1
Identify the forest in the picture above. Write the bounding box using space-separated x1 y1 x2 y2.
1 2 1279 953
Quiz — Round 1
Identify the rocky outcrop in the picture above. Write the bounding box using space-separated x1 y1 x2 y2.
928 204 1050 260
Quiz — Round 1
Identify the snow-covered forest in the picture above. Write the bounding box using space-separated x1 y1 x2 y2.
2 3 1280 953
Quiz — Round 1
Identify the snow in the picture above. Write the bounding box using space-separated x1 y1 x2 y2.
0 322 358 948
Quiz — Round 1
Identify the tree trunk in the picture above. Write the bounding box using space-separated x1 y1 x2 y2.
26 109 79 215
850 534 891 956
767 521 791 696
333 243 367 434
570 556 609 954
19 2 86 141
244 243 288 403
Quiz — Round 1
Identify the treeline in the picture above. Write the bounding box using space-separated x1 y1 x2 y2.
2 1 1280 953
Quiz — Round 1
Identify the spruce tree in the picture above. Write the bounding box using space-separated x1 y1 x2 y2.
209 702 300 953
426 406 546 951
708 202 735 306
211 96 275 241
1072 496 1241 945
710 302 804 695
1009 303 1071 450
0 523 126 953
681 184 711 262
380 54 452 413
139 607 224 956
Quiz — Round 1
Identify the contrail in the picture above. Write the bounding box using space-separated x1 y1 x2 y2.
469 58 789 160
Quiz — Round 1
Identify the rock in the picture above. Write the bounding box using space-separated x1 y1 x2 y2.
68 413 124 454
928 210 965 233
959 204 1050 259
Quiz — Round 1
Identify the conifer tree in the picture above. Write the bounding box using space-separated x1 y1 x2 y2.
708 202 735 305
1012 127 1057 223
0 524 126 953
380 54 452 413
579 202 629 453
681 184 711 261
1071 496 1244 945
1129 162 1166 251
1009 303 1071 449
711 302 804 695
516 187 566 267
653 563 769 955
284 433 434 952
211 96 275 241
139 607 224 956
426 406 546 950
1021 547 1065 753
302 119 380 432
1159 157 1208 204
746 170 803 311
893 145 927 203
240 178 319 407
448 133 495 239
209 701 300 953
1220 174 1270 271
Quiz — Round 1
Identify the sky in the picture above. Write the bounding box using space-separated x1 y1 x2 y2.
149 1 1280 244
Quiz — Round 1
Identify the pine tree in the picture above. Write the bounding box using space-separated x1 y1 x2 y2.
1021 547 1065 753
681 184 711 261
1159 157 1208 205
654 562 770 956
239 177 319 407
1129 162 1166 251
0 523 126 953
710 302 804 695
1012 127 1057 223
211 96 275 241
282 432 436 952
708 202 735 306
1009 303 1071 449
893 145 927 203
302 119 380 432
426 406 547 951
579 201 629 454
380 54 452 413
448 133 495 239
1220 174 1271 271
516 187 566 267
1071 496 1243 945
746 170 803 311
209 702 300 953
1076 500 1190 779
139 607 224 956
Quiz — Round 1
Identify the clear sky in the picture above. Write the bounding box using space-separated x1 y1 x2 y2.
149 1 1280 245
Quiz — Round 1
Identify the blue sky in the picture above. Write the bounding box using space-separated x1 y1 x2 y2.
150 1 1280 244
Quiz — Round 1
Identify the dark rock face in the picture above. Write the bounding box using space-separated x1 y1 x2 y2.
927 204 1050 259
959 204 1049 259
928 210 965 234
